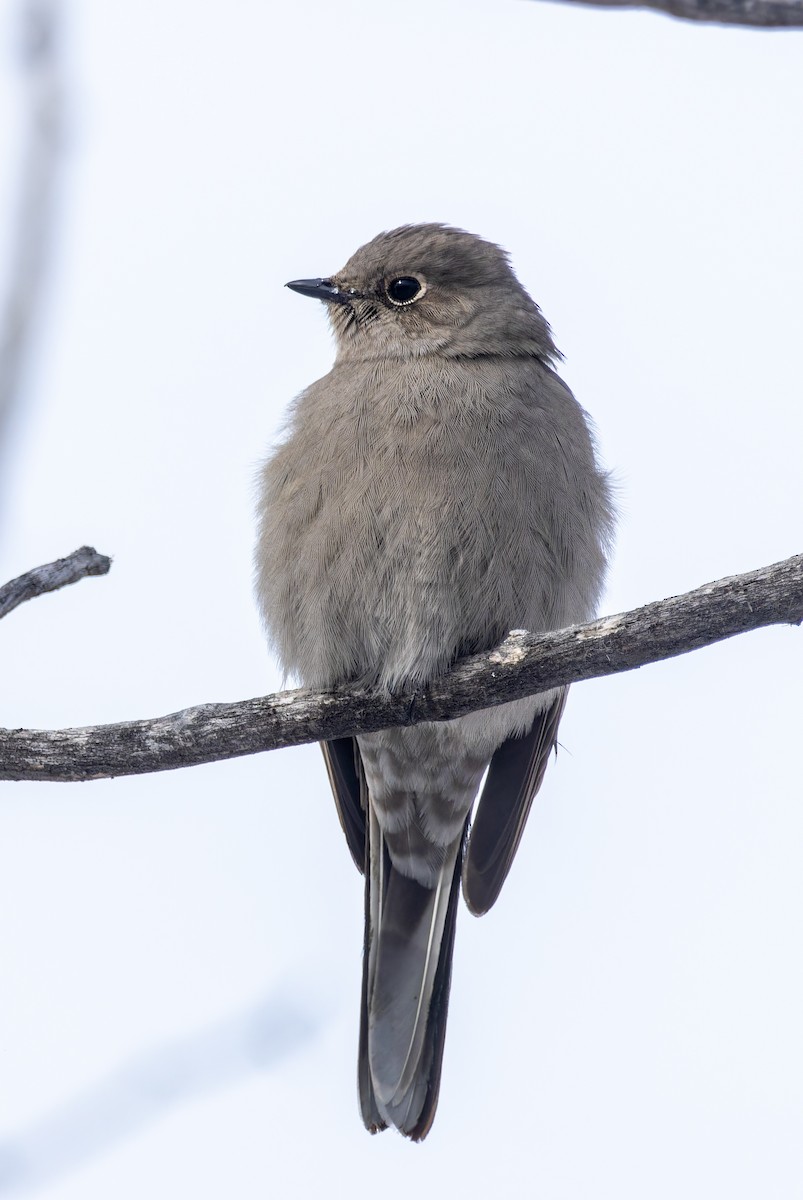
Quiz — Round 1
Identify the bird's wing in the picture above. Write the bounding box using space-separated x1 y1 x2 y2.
320 738 368 872
462 689 568 916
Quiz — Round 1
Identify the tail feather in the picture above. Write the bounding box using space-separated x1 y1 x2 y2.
358 847 387 1134
358 810 467 1140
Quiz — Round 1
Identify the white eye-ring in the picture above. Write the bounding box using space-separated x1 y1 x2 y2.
385 276 426 306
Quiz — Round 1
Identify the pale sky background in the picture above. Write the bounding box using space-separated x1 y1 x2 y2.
0 0 802 1196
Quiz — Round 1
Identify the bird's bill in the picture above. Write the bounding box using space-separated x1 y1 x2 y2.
285 278 353 305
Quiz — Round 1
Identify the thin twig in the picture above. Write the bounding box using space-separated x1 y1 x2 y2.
0 0 65 465
0 553 800 783
539 0 803 25
0 546 111 620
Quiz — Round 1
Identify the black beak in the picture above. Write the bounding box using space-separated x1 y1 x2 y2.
285 278 353 305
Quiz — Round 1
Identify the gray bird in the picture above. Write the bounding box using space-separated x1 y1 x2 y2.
255 224 614 1140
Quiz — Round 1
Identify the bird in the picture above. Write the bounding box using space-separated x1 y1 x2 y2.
254 223 614 1140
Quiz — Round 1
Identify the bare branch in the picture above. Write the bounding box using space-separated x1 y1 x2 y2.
0 0 65 462
0 546 111 619
0 554 800 783
539 0 803 26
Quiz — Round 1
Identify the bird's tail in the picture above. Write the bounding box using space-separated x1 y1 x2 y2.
359 808 467 1140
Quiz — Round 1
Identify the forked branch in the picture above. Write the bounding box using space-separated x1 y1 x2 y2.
0 552 800 783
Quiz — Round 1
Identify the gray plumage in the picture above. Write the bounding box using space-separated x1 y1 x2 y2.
255 224 614 1139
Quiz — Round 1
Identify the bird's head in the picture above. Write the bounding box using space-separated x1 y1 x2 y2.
286 224 558 364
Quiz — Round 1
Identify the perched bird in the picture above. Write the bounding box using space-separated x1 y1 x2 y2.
255 224 614 1140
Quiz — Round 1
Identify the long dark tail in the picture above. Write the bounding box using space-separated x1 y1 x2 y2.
358 809 467 1140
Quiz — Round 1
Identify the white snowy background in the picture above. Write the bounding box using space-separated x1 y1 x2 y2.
0 0 802 1196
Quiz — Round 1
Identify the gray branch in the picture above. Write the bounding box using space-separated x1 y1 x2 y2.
1 553 800 783
0 546 111 619
541 0 803 25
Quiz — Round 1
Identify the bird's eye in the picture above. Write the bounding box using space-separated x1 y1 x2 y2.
386 276 424 306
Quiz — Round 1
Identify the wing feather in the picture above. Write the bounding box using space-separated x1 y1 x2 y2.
320 738 367 872
463 689 568 915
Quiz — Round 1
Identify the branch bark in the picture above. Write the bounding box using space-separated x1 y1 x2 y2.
1 553 800 783
541 0 803 25
0 546 111 619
